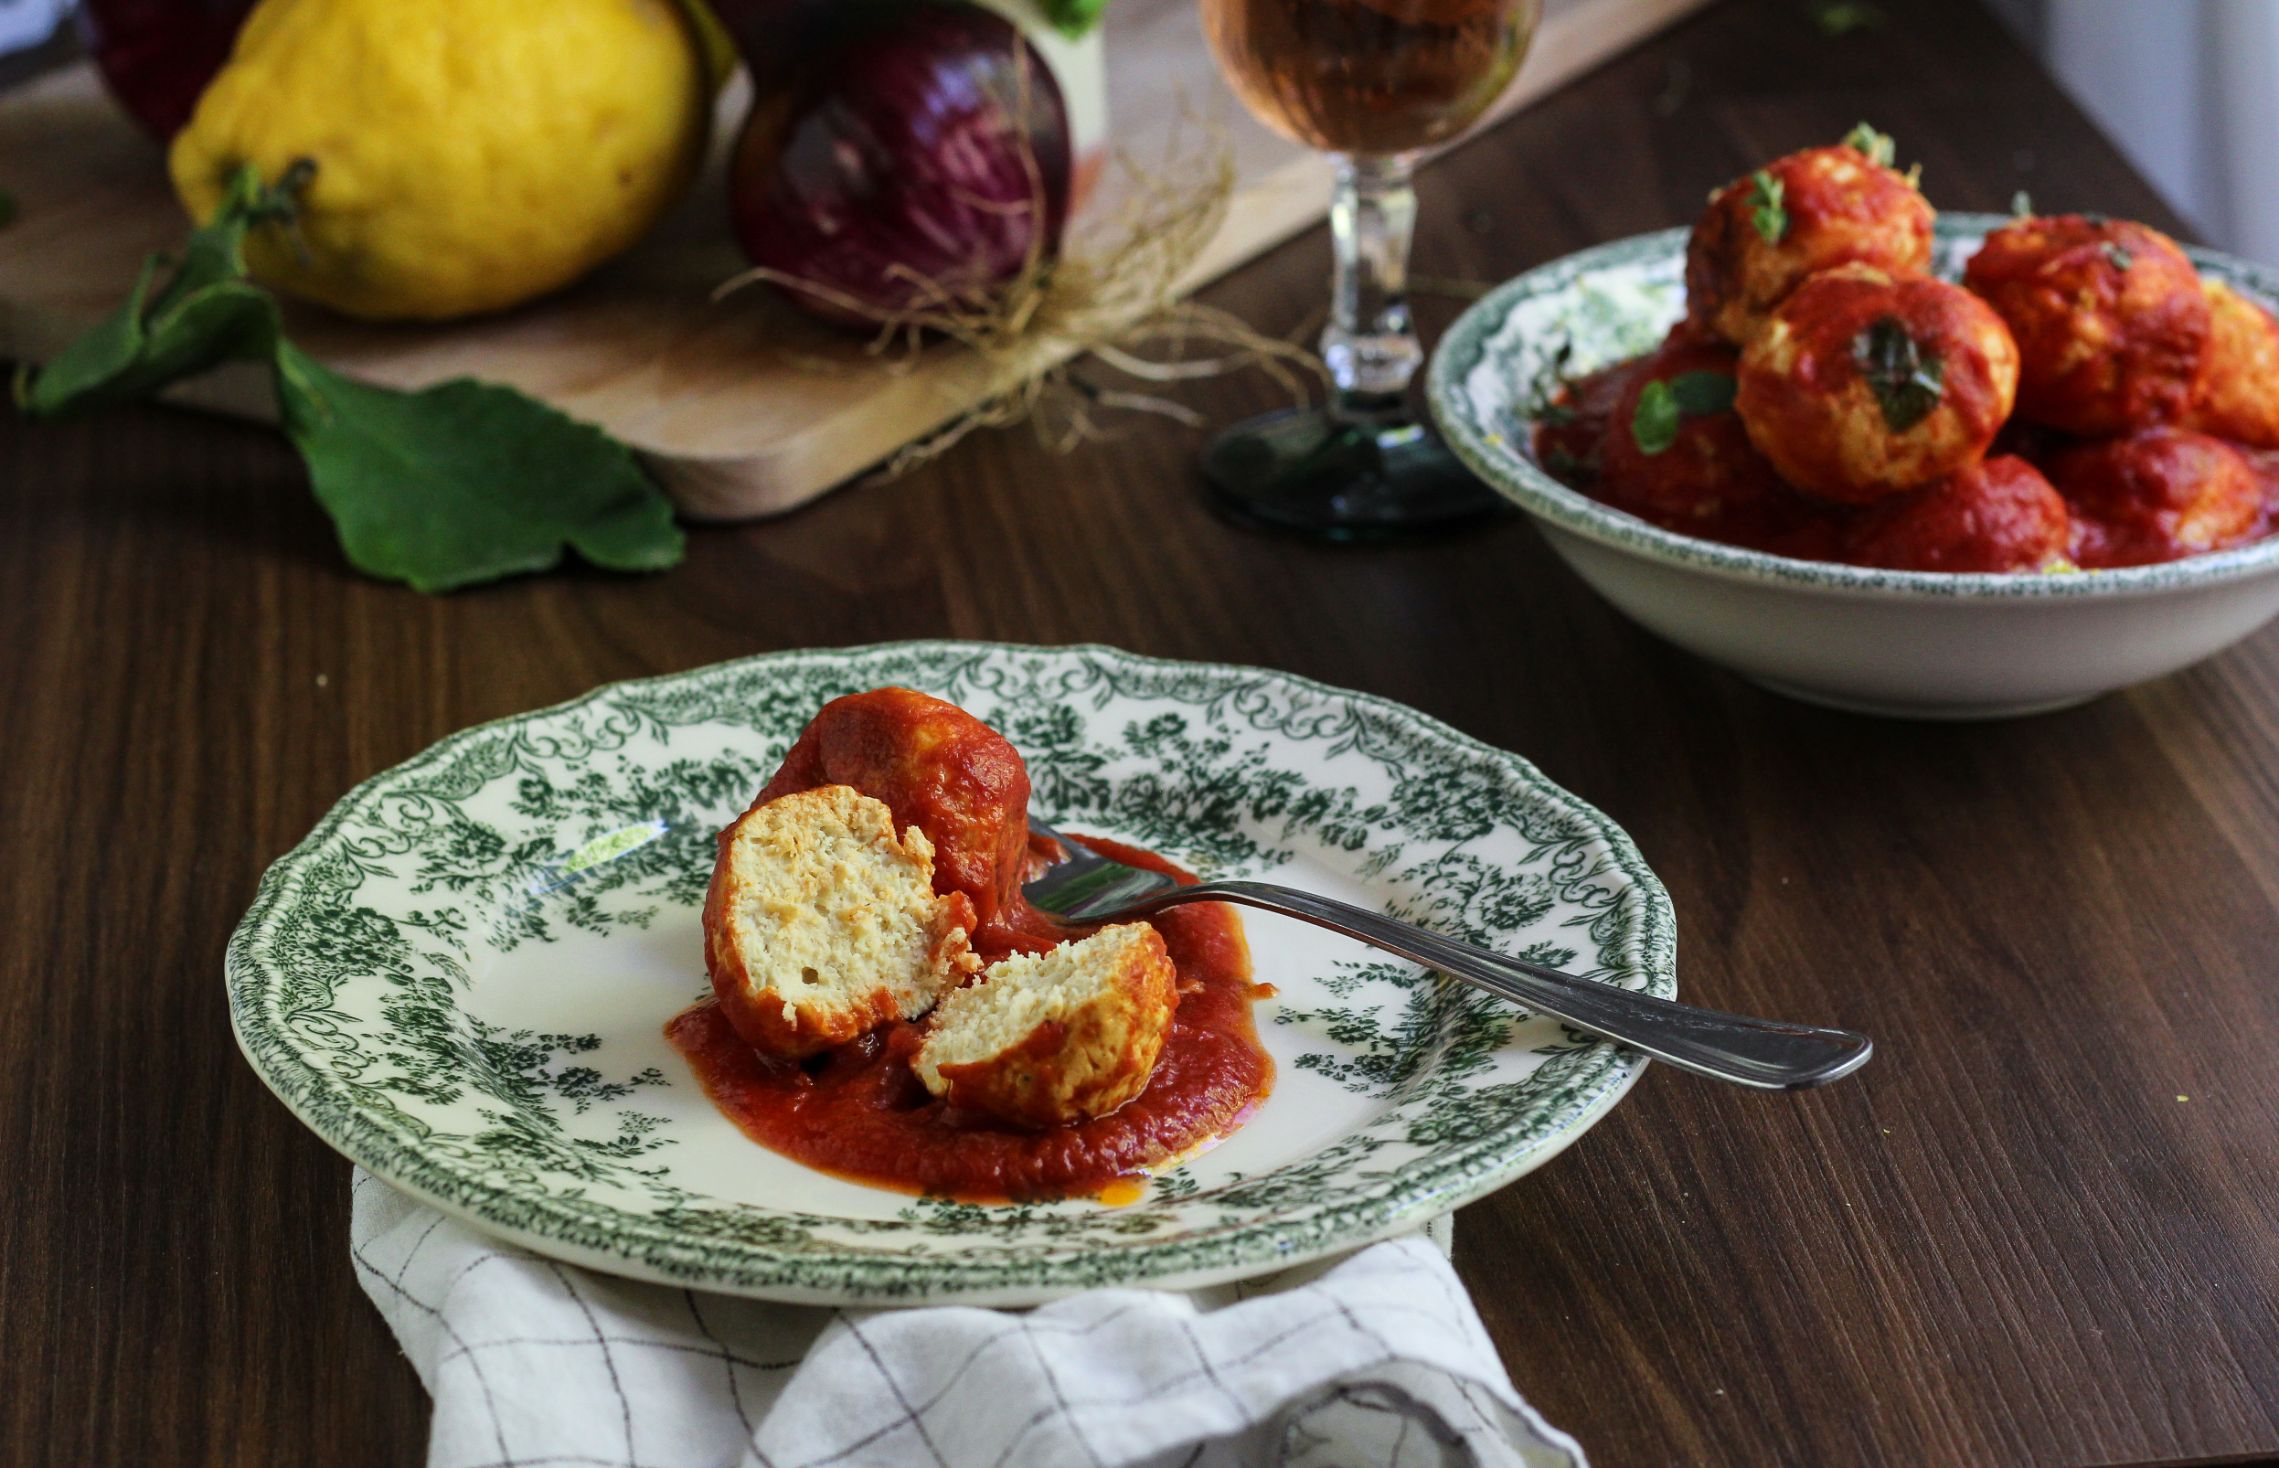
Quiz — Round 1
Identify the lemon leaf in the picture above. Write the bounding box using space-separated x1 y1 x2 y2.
274 343 683 593
14 163 682 594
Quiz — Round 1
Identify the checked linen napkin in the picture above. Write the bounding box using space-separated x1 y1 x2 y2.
352 1171 1584 1468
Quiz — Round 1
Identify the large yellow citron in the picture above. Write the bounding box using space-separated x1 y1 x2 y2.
170 0 714 321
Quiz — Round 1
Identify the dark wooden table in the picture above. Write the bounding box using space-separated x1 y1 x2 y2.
7 0 2277 1463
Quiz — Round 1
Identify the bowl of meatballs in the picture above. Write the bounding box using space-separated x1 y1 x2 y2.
1428 125 2279 718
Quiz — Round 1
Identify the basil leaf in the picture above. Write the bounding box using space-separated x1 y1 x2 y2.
276 343 683 594
1852 316 1946 432
1749 170 1788 245
1666 370 1737 417
2103 241 2135 272
1630 371 1736 456
2012 190 2033 218
1842 122 1896 167
1813 2 1886 35
1631 380 1681 455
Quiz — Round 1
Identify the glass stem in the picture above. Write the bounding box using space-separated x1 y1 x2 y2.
1323 153 1421 427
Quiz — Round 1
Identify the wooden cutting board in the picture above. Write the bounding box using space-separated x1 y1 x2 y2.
0 0 1707 520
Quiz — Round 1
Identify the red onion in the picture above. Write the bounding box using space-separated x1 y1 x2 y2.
726 0 1074 327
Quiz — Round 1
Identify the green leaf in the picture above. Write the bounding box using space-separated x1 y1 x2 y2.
2103 241 2135 272
1630 371 1735 456
1851 316 1945 432
1843 122 1896 167
14 160 682 595
1813 1 1886 35
1037 0 1106 38
2012 190 2033 218
1749 170 1788 245
1666 370 1737 417
14 167 286 416
275 343 683 593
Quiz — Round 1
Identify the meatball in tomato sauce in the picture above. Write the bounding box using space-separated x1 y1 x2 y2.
1597 327 1783 533
2184 279 2279 449
756 686 1036 947
1964 215 2209 437
1685 139 1934 347
1737 265 2020 503
2046 428 2265 568
1842 456 2069 572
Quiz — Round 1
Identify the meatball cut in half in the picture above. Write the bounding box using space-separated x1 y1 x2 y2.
1963 214 2210 437
915 923 1177 1128
1737 264 2020 503
2185 280 2279 449
703 785 980 1059
1685 132 1935 347
2047 428 2265 568
1842 456 2070 573
758 687 1032 941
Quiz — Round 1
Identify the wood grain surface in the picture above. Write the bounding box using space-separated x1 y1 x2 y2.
0 0 1708 522
4 1 2277 1464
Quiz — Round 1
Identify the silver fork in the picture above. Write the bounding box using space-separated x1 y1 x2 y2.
1022 814 1872 1091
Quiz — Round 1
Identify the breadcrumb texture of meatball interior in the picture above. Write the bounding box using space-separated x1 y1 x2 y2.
703 784 980 1060
916 922 1178 1128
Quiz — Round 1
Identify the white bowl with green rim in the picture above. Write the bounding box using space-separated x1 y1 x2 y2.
1426 215 2279 719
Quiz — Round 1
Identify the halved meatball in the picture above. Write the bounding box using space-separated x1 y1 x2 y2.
1841 456 2069 572
1685 138 1935 347
2183 279 2279 449
2046 427 2264 567
1963 214 2209 437
1737 265 2019 503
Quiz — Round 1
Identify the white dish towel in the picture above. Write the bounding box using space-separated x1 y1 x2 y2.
351 1170 1585 1468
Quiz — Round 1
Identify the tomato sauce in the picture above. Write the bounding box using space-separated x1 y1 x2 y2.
669 835 1274 1202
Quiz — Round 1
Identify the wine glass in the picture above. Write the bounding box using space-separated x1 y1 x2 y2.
1199 0 1544 538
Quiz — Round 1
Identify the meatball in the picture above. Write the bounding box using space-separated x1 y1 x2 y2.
1597 327 1787 536
1685 140 1935 346
1963 214 2209 436
915 923 1176 1127
1842 456 2070 572
703 786 980 1059
757 687 1031 943
1736 264 2020 503
2183 279 2279 449
2046 428 2264 567
1533 354 1646 487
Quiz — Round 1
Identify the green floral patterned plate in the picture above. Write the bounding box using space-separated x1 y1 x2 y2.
228 642 1674 1305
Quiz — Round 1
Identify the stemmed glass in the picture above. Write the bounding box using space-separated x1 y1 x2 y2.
1198 0 1544 538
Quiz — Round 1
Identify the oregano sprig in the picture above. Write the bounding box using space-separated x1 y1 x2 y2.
1852 316 1945 432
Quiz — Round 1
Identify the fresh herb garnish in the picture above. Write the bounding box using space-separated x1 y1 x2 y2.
1749 169 1788 245
2012 190 2033 218
1038 0 1107 38
1813 1 1886 35
12 165 681 593
2082 212 2111 228
1852 316 1945 432
1843 122 1896 167
2102 241 2135 272
1631 371 1738 455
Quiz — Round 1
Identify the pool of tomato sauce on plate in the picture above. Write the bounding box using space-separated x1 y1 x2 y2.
666 835 1275 1203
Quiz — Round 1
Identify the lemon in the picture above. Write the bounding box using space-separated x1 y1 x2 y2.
170 0 713 322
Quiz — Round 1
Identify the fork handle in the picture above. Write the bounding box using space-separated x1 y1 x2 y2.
1156 880 1872 1090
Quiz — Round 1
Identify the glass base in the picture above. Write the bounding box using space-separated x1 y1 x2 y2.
1201 408 1505 541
